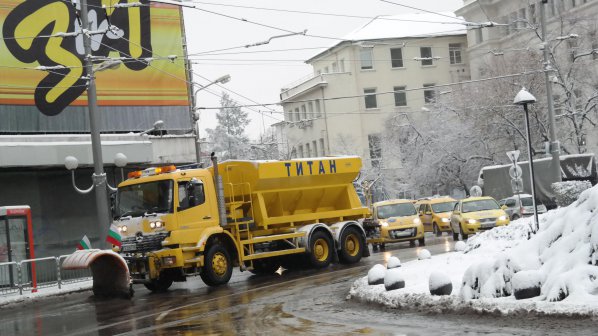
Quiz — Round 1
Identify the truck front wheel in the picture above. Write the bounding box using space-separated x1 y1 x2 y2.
200 244 233 286
144 275 173 293
338 227 364 264
308 231 333 268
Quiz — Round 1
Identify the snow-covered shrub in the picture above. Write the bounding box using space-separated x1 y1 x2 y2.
461 261 495 300
454 241 466 252
418 249 431 260
384 268 405 291
429 271 452 296
387 256 401 269
512 270 543 300
368 264 386 285
551 180 592 207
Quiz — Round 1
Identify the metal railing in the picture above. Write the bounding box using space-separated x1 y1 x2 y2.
0 254 92 297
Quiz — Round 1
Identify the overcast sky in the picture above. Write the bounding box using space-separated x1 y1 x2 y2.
182 0 464 140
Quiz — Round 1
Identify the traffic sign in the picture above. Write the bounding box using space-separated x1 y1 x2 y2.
506 150 520 163
509 165 522 179
511 178 524 193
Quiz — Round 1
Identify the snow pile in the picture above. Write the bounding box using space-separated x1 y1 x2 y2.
417 249 431 260
367 264 386 285
552 180 592 207
453 241 466 252
384 268 405 291
349 185 598 316
387 256 401 269
429 271 452 296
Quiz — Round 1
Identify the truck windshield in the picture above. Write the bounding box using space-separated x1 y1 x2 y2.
115 180 174 218
431 202 457 213
377 203 417 218
462 199 499 213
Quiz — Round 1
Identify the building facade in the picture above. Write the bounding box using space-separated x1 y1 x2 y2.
279 13 470 198
456 0 598 156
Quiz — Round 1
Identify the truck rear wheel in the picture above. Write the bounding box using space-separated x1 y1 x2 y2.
338 227 364 264
308 231 332 268
200 244 233 286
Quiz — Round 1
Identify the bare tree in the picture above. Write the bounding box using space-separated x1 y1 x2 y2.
205 92 250 160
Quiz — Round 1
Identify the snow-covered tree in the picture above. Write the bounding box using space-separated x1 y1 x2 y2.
205 92 250 160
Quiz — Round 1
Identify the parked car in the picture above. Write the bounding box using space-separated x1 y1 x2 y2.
363 199 424 251
498 194 548 220
415 197 457 236
450 196 510 241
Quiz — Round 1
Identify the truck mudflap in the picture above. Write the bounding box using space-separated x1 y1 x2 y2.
62 249 132 299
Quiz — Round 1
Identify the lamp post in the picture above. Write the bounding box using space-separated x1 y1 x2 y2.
514 88 540 233
191 74 231 166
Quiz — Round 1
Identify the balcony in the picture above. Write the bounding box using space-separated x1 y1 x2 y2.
280 74 328 102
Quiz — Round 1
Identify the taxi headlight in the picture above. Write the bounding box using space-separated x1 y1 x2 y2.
498 215 508 221
467 219 477 224
441 218 450 223
380 222 389 227
413 217 421 224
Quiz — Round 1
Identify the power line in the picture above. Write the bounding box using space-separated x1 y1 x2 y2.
378 0 467 22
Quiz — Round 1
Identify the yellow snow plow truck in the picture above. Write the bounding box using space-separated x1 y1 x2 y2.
64 155 370 297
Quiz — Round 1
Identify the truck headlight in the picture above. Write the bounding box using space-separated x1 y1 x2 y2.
119 225 128 232
498 215 507 221
149 221 164 229
467 219 477 224
441 218 450 223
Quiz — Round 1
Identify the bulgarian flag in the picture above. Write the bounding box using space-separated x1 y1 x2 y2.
107 224 122 247
77 235 92 250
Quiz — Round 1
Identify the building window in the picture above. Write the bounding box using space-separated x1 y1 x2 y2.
393 86 407 106
308 101 314 118
319 138 325 155
518 8 526 29
368 134 382 168
475 28 484 43
593 41 598 60
312 140 318 157
420 47 433 65
529 4 536 25
306 143 311 157
301 105 307 119
364 88 377 109
340 59 345 72
390 48 403 68
287 110 293 122
332 62 338 72
360 47 374 70
423 84 436 103
294 108 300 121
324 66 329 73
315 99 322 117
449 43 462 64
298 145 304 158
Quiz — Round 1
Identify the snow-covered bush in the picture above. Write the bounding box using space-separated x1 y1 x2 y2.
384 268 405 291
551 180 592 207
368 264 386 285
429 271 452 296
387 256 401 269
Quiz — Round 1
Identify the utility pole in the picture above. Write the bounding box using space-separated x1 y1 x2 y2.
80 0 111 249
539 0 562 183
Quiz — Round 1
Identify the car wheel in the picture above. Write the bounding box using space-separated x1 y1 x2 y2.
433 223 442 237
418 237 425 246
512 214 520 221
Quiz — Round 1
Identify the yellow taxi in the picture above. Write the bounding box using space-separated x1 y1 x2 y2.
415 197 457 236
449 196 510 240
362 199 424 251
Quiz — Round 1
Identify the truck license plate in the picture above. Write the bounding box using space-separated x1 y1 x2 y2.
121 244 136 252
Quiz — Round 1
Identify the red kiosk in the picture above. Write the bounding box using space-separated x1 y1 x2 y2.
0 206 37 290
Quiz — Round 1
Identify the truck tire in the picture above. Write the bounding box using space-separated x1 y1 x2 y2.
338 227 364 264
144 275 173 293
308 231 333 268
200 244 233 286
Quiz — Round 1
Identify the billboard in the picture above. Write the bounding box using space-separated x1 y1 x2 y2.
0 0 189 117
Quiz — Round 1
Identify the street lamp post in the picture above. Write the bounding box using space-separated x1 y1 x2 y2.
514 88 540 233
190 74 231 166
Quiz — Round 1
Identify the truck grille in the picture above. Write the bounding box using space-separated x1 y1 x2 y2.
121 232 169 253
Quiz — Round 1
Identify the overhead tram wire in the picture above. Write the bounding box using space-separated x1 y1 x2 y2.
378 0 468 22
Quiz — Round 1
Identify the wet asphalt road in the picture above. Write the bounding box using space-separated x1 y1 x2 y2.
1 234 597 335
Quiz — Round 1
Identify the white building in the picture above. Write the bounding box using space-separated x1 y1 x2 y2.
456 0 598 155
278 12 469 197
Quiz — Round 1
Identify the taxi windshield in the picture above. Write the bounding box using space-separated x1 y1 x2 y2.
462 199 499 213
377 203 417 218
115 180 174 218
431 201 457 213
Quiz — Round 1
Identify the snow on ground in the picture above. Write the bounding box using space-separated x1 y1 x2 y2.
349 185 598 316
0 281 92 307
